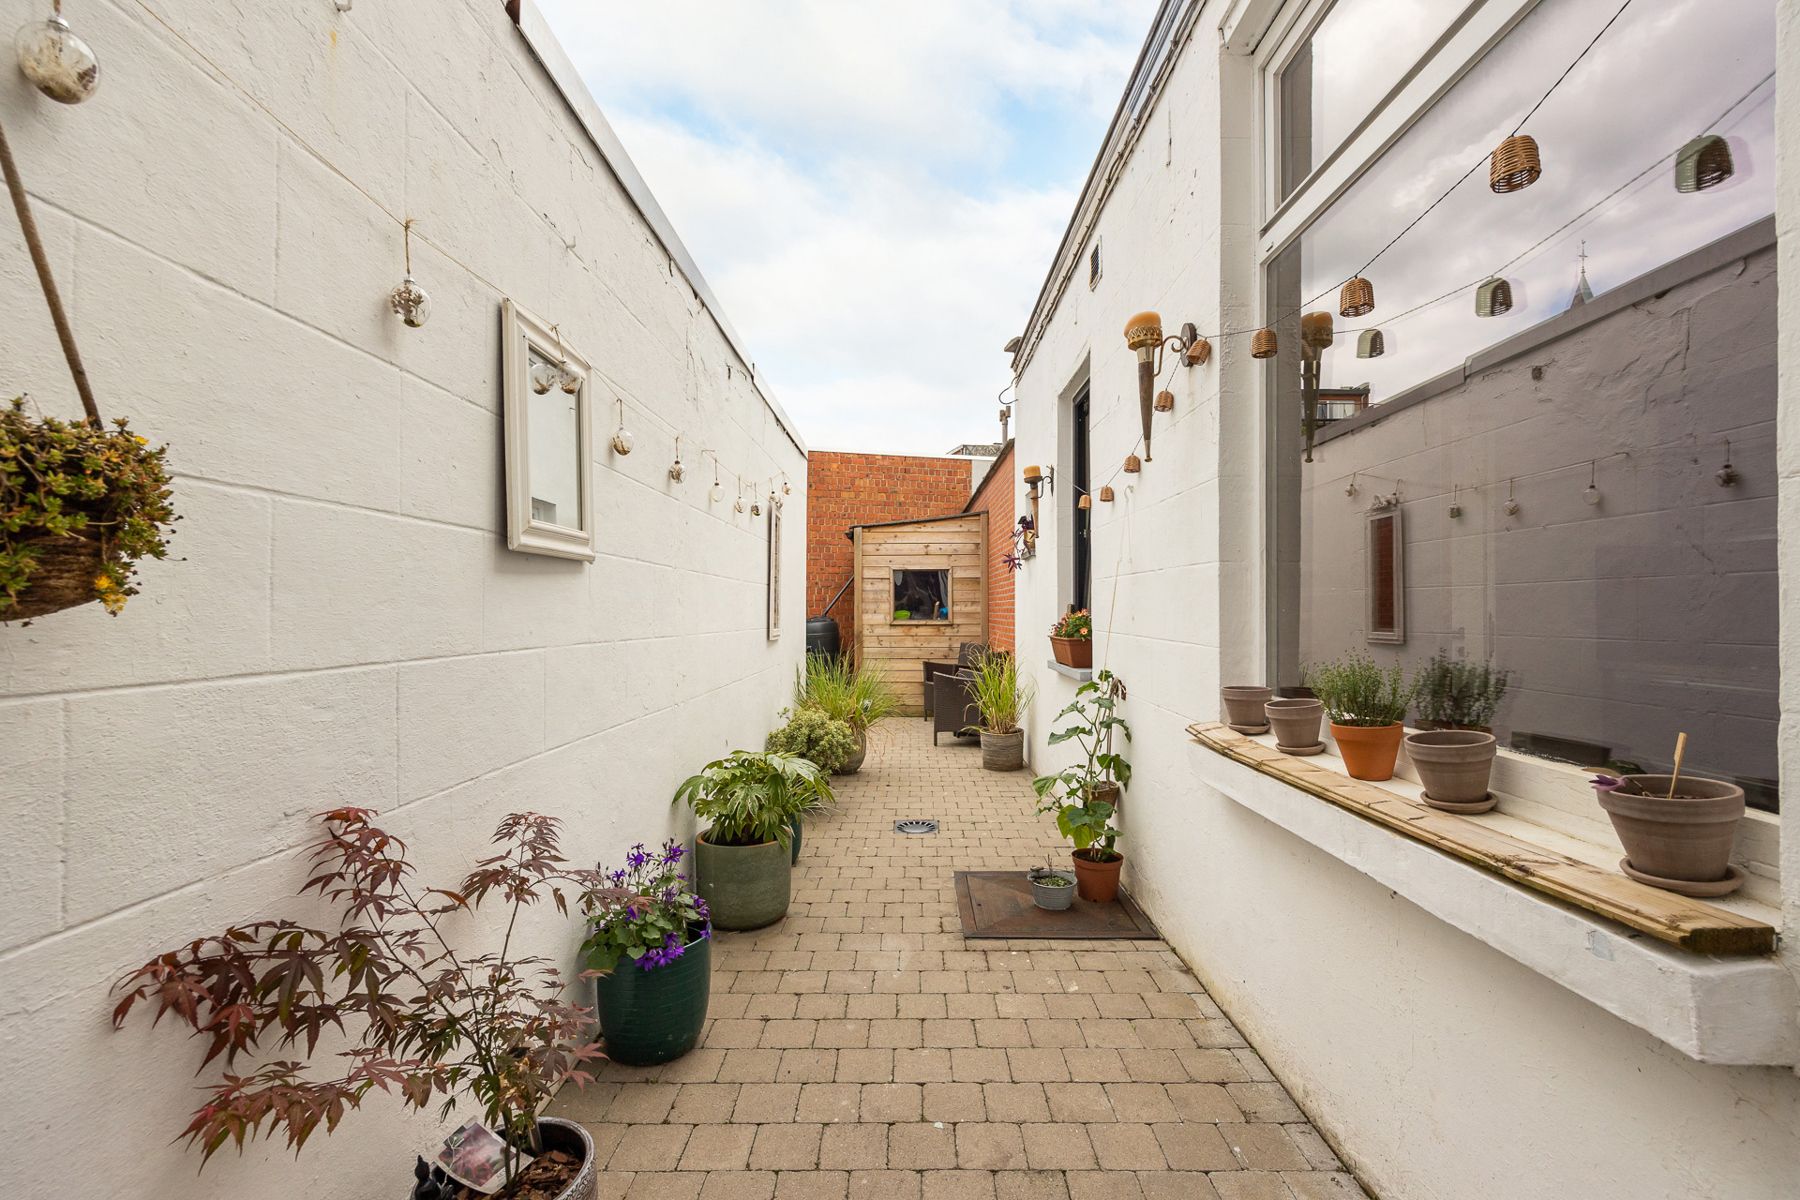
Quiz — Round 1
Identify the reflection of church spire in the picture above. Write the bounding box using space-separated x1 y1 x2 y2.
1568 240 1594 309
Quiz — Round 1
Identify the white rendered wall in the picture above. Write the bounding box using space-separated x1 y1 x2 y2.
1011 5 1800 1198
0 3 804 1197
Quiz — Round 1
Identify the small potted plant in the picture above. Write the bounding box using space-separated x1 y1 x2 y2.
674 750 835 930
1415 651 1511 731
1049 608 1093 669
1033 670 1131 902
2 398 178 622
796 652 899 773
1593 736 1747 896
967 650 1036 771
1307 653 1414 781
1028 864 1076 910
111 809 612 1200
583 840 713 1066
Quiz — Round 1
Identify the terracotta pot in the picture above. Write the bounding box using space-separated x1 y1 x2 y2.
1598 775 1744 883
1404 730 1497 807
1071 849 1123 903
1221 685 1273 731
834 729 867 775
1051 636 1092 669
980 728 1025 771
1264 698 1323 749
1330 722 1404 781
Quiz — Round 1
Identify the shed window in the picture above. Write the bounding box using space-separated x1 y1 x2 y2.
892 569 950 622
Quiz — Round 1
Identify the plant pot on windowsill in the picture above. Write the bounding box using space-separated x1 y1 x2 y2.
1221 685 1273 734
1330 722 1405 781
1264 697 1323 752
1405 729 1497 812
1594 775 1746 896
695 831 792 930
591 923 712 1066
1029 867 1076 910
981 727 1025 771
1050 636 1092 669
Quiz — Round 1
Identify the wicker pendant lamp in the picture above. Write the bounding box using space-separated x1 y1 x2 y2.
1098 486 1115 502
1339 276 1374 318
1250 328 1278 359
1184 336 1212 366
1676 135 1733 193
1476 277 1513 317
1357 329 1385 359
1078 493 1093 510
1154 389 1174 413
1123 454 1142 474
1490 134 1541 192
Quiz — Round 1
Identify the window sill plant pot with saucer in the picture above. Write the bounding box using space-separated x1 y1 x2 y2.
111 808 615 1200
1593 754 1747 897
583 839 713 1066
676 750 835 930
1307 653 1414 781
792 652 899 776
968 650 1036 771
1028 866 1076 910
1221 685 1273 734
1264 697 1324 753
1033 670 1131 904
1404 730 1498 812
1049 608 1093 669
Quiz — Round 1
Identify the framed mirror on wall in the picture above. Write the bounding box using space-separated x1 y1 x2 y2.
768 499 782 641
501 299 595 560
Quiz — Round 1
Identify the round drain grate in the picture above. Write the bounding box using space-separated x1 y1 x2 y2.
894 819 939 835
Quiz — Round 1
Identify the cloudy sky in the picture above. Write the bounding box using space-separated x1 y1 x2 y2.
533 1 1162 454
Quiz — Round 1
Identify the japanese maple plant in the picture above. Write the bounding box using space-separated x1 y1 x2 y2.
110 808 628 1189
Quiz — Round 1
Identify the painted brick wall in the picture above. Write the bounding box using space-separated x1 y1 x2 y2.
805 452 972 656
966 442 1017 653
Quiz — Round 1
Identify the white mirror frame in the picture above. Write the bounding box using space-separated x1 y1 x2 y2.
502 298 596 561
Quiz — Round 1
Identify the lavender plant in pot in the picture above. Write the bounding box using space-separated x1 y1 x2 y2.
1593 742 1746 896
1306 653 1414 781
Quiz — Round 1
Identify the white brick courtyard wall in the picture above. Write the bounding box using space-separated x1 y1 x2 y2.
0 3 803 1196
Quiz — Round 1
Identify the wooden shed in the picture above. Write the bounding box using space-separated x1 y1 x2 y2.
850 513 988 715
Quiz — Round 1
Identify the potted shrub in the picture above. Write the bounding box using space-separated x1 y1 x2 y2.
1264 696 1324 753
1415 650 1511 731
1049 608 1093 669
967 650 1035 771
1405 729 1499 811
1307 653 1414 781
1028 864 1076 911
1 398 177 622
1593 768 1746 896
797 652 898 773
1033 670 1131 902
583 840 713 1066
765 706 857 858
674 750 835 930
111 808 612 1200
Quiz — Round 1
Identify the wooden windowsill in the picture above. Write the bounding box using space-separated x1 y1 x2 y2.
1188 723 1775 957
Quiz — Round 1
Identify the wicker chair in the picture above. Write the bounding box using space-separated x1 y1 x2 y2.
932 671 981 746
923 644 989 722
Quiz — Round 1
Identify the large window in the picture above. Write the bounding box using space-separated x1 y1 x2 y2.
1266 0 1779 809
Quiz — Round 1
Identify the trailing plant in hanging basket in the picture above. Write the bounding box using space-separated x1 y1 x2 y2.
1 399 176 621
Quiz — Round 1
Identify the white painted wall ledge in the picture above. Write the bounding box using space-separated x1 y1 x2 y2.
1187 736 1800 1066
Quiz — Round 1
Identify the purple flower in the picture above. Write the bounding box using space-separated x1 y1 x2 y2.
1590 774 1623 793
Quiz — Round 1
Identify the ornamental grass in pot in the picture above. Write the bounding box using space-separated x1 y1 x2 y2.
675 750 834 930
583 840 712 1067
968 650 1036 771
1033 670 1131 902
1049 608 1093 669
1306 653 1414 781
111 809 615 1200
796 652 898 774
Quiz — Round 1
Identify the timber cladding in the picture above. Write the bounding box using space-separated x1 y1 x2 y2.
854 513 988 715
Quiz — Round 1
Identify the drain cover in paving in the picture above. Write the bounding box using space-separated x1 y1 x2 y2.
895 819 939 834
953 871 1159 940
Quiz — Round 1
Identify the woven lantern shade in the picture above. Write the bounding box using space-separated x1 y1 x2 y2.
1250 328 1278 359
1123 454 1142 474
1339 276 1374 318
1676 135 1733 193
1078 494 1093 510
1357 329 1385 359
1475 277 1513 317
1300 311 1334 350
1098 485 1115 502
1489 134 1541 193
1154 389 1174 413
1184 336 1212 366
1022 464 1044 484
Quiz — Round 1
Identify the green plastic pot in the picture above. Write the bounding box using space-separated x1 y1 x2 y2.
696 831 792 930
591 927 711 1066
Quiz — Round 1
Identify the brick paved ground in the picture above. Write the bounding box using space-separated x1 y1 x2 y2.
551 718 1369 1200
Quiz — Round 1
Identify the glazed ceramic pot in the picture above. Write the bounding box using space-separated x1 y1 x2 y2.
1051 636 1093 669
1071 850 1124 903
1597 775 1744 883
695 831 791 930
1029 869 1076 910
1265 698 1324 750
981 728 1025 771
1405 730 1497 808
592 926 711 1065
532 1118 599 1200
1330 722 1405 781
1221 685 1274 732
834 729 868 775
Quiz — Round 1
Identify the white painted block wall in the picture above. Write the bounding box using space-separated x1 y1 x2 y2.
1012 8 1800 1198
0 3 804 1196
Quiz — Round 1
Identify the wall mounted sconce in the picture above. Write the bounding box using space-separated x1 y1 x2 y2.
1123 311 1206 463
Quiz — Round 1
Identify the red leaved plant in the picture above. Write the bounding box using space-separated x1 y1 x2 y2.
112 808 629 1184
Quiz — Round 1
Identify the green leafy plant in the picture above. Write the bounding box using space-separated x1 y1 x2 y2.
1 398 177 616
1049 609 1092 640
673 750 836 848
797 652 898 733
1305 652 1414 727
966 651 1035 734
1032 670 1131 861
1415 650 1511 729
765 705 859 772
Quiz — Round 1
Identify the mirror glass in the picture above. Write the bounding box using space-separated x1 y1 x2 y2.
527 349 583 530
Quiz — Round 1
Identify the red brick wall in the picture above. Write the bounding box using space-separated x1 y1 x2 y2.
806 452 973 656
965 442 1016 654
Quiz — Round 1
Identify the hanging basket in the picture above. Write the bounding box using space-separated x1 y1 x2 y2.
1339 276 1374 318
1250 328 1278 359
1098 486 1115 502
1676 134 1733 193
1489 134 1541 193
1184 336 1212 366
1123 454 1142 474
1300 311 1334 349
1357 329 1385 359
3 530 106 622
1153 389 1174 413
1475 277 1513 317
